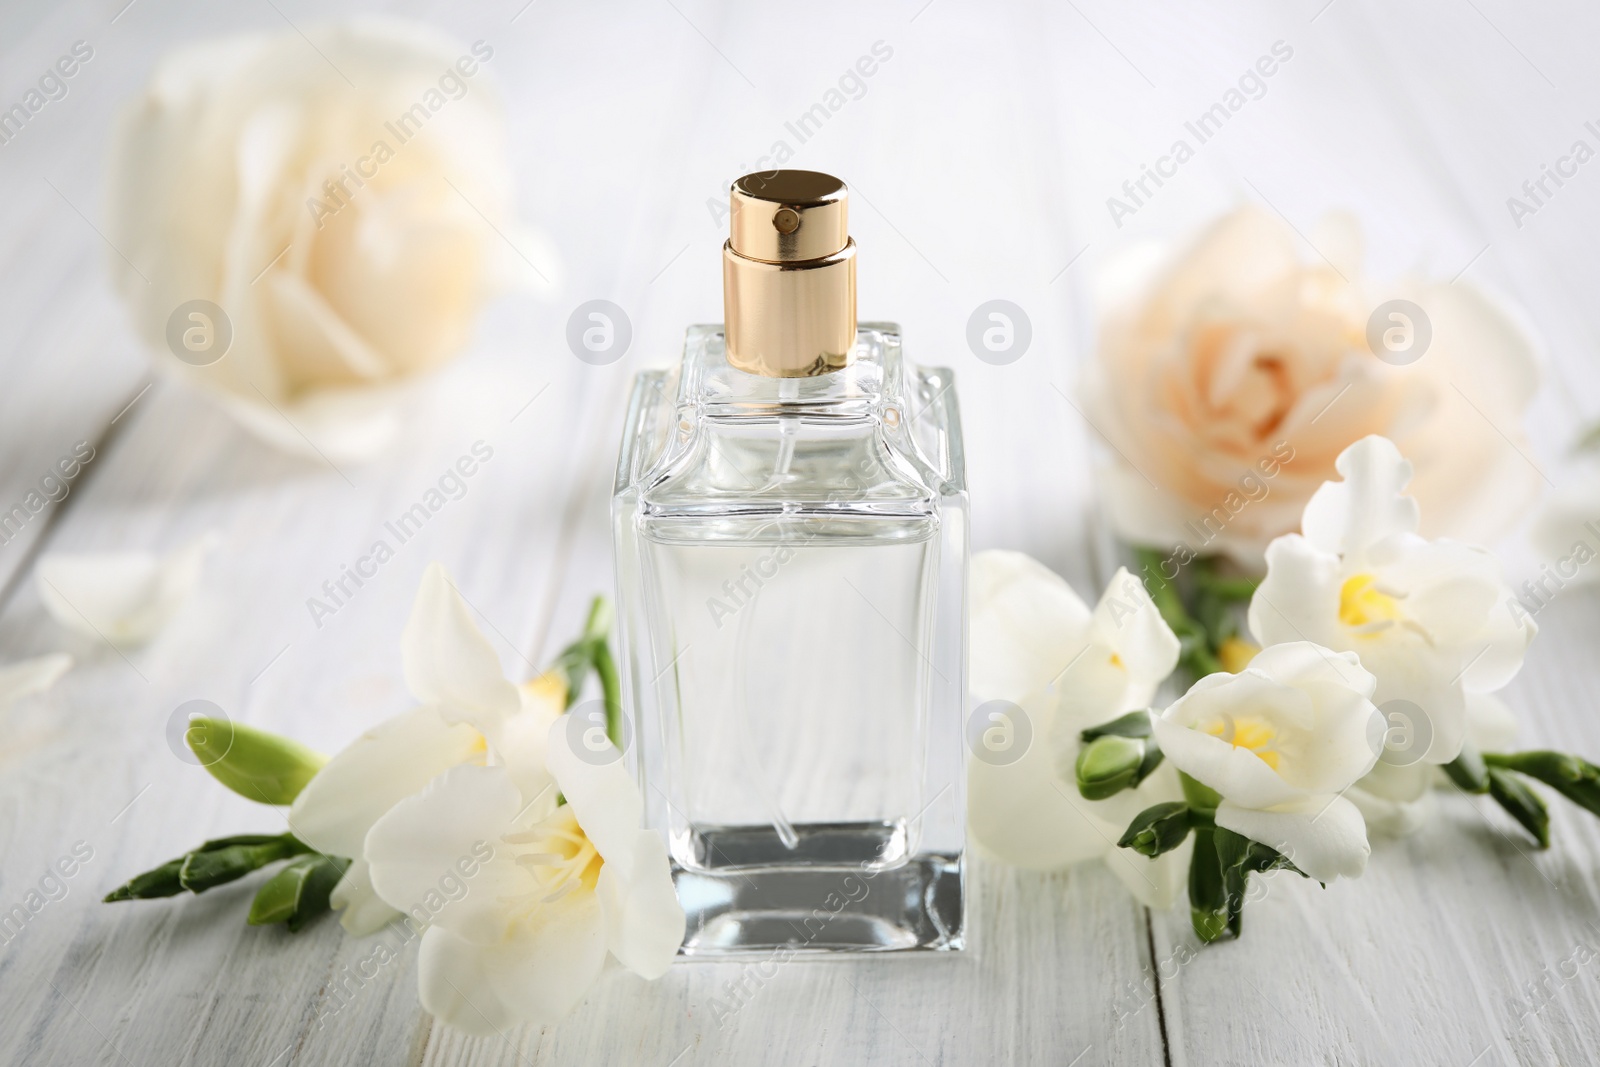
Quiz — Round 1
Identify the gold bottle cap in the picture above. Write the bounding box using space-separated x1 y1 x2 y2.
722 170 857 377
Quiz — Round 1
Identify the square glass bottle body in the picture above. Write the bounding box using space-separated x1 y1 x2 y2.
612 323 967 956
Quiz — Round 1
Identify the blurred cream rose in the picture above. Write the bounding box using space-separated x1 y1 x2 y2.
107 18 529 462
1080 207 1540 568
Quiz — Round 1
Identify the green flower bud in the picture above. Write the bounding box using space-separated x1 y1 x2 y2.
178 835 309 893
1079 709 1154 742
103 857 186 901
103 834 308 901
1077 735 1146 800
186 718 326 805
1117 801 1192 858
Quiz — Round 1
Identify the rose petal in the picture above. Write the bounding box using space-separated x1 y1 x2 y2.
0 653 72 708
36 533 216 648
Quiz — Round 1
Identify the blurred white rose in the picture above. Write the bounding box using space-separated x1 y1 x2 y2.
107 18 534 462
1080 206 1540 567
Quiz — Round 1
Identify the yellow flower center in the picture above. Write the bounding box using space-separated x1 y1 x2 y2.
1217 637 1260 674
505 806 603 905
1204 715 1280 770
1338 572 1403 630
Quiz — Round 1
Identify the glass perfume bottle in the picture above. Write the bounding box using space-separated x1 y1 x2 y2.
612 171 966 955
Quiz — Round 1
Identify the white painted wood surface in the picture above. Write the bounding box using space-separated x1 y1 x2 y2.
2 1 1599 1064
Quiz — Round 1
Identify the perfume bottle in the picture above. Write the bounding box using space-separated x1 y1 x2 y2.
612 171 966 955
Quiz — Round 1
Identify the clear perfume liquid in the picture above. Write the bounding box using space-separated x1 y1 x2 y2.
613 324 966 955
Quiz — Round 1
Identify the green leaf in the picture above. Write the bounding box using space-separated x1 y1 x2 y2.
1188 827 1229 943
1443 744 1490 794
1487 767 1550 848
1574 421 1600 455
1211 828 1308 940
1134 735 1165 787
1485 751 1600 819
248 854 351 931
1193 573 1260 602
186 718 327 805
1118 802 1192 858
1080 710 1154 742
179 835 310 893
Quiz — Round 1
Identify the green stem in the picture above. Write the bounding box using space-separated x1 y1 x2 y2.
1134 548 1225 679
592 630 623 750
1134 547 1188 629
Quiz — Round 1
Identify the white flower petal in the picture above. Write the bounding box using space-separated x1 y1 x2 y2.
1247 535 1344 651
36 533 216 648
1102 833 1192 911
1245 640 1375 701
596 829 684 979
1354 759 1433 805
365 764 535 942
970 550 1092 702
0 653 71 708
401 563 521 739
330 859 401 936
1215 794 1371 881
1464 691 1517 752
1155 672 1308 810
967 691 1116 870
1087 567 1181 699
1299 436 1420 561
1348 782 1435 839
417 892 607 1036
544 715 644 876
288 705 483 857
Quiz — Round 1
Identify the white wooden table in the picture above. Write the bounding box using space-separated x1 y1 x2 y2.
3 1 1600 1063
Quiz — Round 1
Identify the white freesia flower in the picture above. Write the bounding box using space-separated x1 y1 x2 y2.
967 551 1188 907
365 729 682 1035
1153 641 1381 881
36 534 216 648
1529 461 1600 593
1248 435 1536 766
1349 691 1519 836
1081 206 1539 566
0 653 72 709
107 18 535 462
290 562 683 1032
289 561 565 935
